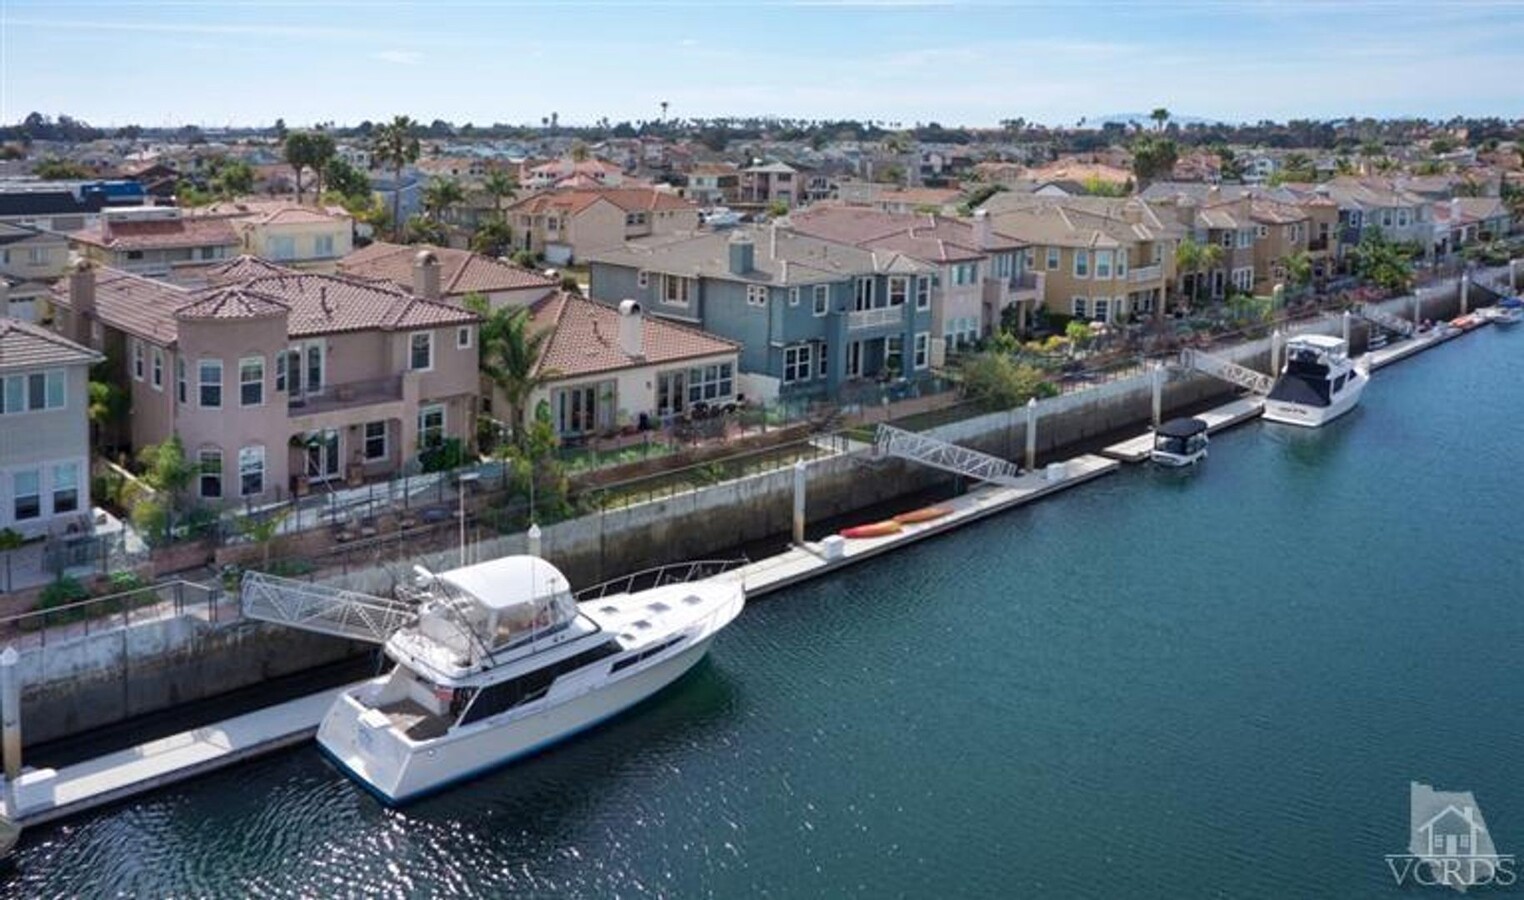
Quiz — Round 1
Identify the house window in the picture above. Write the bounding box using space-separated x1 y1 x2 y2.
887 276 909 306
637 270 650 289
1073 250 1089 278
199 359 223 408
783 345 813 383
1046 247 1060 270
457 326 472 349
952 262 978 285
662 274 690 306
1095 250 1112 280
994 254 1013 278
52 462 79 515
1072 297 1088 318
176 357 187 404
1237 229 1253 249
409 332 433 371
1258 225 1270 238
418 404 445 448
238 445 265 496
198 448 222 499
789 287 800 307
817 342 828 379
854 277 875 310
1397 209 1410 228
814 284 829 316
314 234 335 257
1117 252 1127 278
1381 210 1393 228
133 341 145 381
12 470 40 521
239 356 264 407
913 332 930 370
916 277 931 310
364 421 388 461
270 236 296 260
746 285 769 307
1093 298 1111 322
1220 231 1233 248
686 362 734 403
45 371 64 410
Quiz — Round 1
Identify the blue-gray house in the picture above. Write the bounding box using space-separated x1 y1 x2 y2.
584 226 936 402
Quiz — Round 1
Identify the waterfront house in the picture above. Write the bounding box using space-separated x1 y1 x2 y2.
193 199 355 273
739 162 801 208
506 187 700 265
1431 197 1513 257
1248 199 1312 294
70 206 241 280
584 226 936 402
48 257 480 503
786 206 1041 344
0 316 101 539
981 194 1178 323
519 292 740 439
523 158 626 191
339 242 558 309
683 163 742 206
1320 177 1432 250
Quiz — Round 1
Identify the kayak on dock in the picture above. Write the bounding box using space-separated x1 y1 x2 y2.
840 520 903 539
891 506 953 525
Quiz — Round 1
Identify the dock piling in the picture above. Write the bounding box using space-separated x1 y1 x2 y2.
1460 275 1469 315
1413 289 1422 325
1150 362 1163 428
792 460 807 546
1342 310 1351 346
1 647 19 787
1271 329 1284 378
1511 259 1518 293
1025 398 1038 472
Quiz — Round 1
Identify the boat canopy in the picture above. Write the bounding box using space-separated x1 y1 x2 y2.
1287 334 1347 354
1155 417 1208 438
1500 297 1523 309
430 556 579 650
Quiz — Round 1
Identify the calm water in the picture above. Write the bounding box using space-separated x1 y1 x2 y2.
9 329 1524 899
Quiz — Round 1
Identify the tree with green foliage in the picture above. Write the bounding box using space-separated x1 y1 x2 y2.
767 199 789 218
1350 229 1413 294
466 294 554 445
136 434 198 538
33 156 91 179
470 215 515 257
482 170 519 217
1130 136 1179 186
236 506 290 568
961 352 1057 408
0 528 23 593
1283 249 1313 293
211 159 254 198
403 214 448 245
372 115 422 240
422 177 465 224
87 379 129 449
1174 237 1224 310
1150 108 1170 131
322 156 371 203
283 132 323 203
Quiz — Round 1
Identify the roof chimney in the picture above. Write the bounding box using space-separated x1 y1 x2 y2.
769 222 779 259
68 256 98 346
973 209 993 250
618 298 644 359
412 248 441 301
728 231 755 275
0 281 10 321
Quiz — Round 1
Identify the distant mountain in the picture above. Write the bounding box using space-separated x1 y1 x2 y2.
1087 112 1228 128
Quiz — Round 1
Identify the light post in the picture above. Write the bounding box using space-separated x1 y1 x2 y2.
457 470 479 566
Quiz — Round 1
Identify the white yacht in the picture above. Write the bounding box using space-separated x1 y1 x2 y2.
317 556 745 804
1150 417 1209 467
1262 334 1368 427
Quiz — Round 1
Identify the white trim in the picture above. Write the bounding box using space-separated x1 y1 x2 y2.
239 355 265 408
409 331 434 372
456 326 472 350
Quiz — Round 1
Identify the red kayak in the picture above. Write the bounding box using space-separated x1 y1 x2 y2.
892 506 953 525
840 520 903 539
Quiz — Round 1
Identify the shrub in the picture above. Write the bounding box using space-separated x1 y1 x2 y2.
107 571 148 593
420 437 467 473
38 576 90 610
961 352 1057 408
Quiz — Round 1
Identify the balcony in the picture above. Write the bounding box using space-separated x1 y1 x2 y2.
848 305 904 330
1129 264 1163 284
1307 237 1330 252
288 375 404 418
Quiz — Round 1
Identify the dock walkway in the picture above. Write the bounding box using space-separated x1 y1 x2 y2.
0 455 1121 827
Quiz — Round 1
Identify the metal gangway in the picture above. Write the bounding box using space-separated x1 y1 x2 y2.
1353 303 1416 338
241 571 417 644
1179 348 1274 395
873 424 1022 485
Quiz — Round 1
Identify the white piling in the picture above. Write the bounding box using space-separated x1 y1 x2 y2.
1270 329 1284 376
1342 310 1351 345
1460 275 1469 315
1511 259 1518 293
1412 288 1422 325
1025 398 1038 472
527 523 542 559
1 646 19 787
1150 362 1163 428
792 460 807 546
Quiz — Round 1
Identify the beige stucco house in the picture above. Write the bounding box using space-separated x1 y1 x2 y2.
195 200 355 272
339 242 558 310
508 187 700 265
69 207 241 279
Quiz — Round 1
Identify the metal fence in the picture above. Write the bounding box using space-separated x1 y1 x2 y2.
0 580 228 650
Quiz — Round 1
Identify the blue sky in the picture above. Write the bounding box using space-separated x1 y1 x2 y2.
3 0 1523 129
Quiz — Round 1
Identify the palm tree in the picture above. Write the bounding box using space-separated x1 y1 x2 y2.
236 507 290 568
569 141 590 163
1283 249 1313 295
482 170 518 217
1174 238 1224 310
465 295 555 444
660 100 669 122
422 177 465 225
1150 108 1170 131
372 115 421 240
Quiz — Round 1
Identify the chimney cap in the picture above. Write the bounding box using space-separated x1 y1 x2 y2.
70 255 93 273
618 298 642 316
414 248 439 266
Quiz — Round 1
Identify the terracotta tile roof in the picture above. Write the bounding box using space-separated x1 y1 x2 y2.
530 292 737 379
0 316 102 371
1249 199 1309 225
71 216 240 252
50 264 478 346
203 254 296 283
339 241 557 297
510 187 697 217
787 207 1024 262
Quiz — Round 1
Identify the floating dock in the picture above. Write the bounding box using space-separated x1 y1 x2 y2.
0 453 1121 828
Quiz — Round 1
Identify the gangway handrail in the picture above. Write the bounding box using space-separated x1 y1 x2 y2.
240 570 417 644
1179 348 1275 395
873 424 1023 486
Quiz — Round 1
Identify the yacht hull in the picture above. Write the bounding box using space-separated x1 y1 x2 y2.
1262 373 1367 427
319 635 717 804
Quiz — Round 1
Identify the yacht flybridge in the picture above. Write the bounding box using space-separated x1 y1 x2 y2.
1262 334 1368 427
316 555 745 803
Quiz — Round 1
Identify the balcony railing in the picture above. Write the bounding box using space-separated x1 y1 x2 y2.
1129 264 1163 283
847 305 905 330
288 375 403 417
1307 237 1330 252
